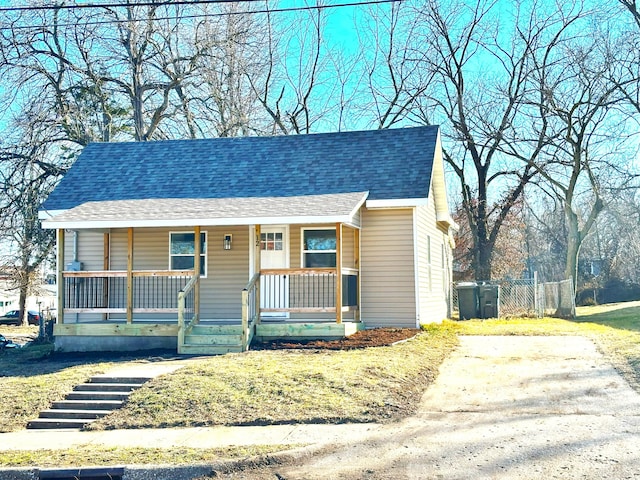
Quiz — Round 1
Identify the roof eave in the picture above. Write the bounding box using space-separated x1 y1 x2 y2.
437 212 460 231
365 198 428 209
42 213 358 231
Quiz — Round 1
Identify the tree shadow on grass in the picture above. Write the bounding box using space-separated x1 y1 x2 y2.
573 304 640 332
0 344 179 377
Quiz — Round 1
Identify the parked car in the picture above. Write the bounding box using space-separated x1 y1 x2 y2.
0 333 18 350
0 310 41 326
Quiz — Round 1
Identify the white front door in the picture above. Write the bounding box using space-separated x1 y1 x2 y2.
260 226 289 317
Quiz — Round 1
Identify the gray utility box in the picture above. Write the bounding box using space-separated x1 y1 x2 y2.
478 284 500 319
457 282 478 320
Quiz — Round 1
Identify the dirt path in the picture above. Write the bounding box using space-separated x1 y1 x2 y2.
222 336 640 479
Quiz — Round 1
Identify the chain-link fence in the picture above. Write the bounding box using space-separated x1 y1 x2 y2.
539 278 576 318
450 275 576 319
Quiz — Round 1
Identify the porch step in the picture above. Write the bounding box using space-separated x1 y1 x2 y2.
184 334 243 346
27 375 150 430
190 324 243 335
180 323 245 355
178 344 243 355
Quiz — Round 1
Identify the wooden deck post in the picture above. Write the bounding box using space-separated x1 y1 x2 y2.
241 288 249 350
126 227 133 324
57 229 65 325
194 226 201 322
255 225 261 324
336 223 343 324
354 227 361 322
102 233 110 321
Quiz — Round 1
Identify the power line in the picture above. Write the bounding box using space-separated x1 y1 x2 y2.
0 0 401 30
0 0 256 13
0 0 395 13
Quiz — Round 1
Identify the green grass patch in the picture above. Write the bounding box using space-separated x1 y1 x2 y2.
90 326 458 430
1 326 458 434
0 445 288 468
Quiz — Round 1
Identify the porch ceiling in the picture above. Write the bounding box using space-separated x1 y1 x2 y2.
42 191 368 229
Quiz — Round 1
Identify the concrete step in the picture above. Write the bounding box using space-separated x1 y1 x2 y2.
88 376 152 384
75 382 142 392
28 375 155 430
51 399 124 410
26 418 99 429
66 390 132 401
38 409 110 419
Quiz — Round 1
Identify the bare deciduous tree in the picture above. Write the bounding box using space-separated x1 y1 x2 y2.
527 21 638 287
404 0 578 281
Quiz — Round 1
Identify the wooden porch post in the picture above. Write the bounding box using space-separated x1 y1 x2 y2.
336 223 343 324
103 232 110 321
354 227 361 322
194 226 201 322
255 225 261 324
126 227 133 324
56 229 65 325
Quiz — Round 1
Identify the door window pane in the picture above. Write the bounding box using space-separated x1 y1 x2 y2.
261 232 284 251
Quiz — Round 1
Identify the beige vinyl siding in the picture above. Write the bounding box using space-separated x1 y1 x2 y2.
360 208 417 328
63 230 105 271
415 191 451 324
102 226 250 321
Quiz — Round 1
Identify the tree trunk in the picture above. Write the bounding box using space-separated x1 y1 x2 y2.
564 208 581 292
18 283 28 327
475 236 493 281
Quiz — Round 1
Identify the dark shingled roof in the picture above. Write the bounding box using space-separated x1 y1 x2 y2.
41 126 439 212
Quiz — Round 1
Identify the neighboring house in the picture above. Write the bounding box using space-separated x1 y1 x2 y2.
39 126 457 354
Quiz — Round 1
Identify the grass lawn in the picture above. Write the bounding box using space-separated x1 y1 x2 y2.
1 301 638 468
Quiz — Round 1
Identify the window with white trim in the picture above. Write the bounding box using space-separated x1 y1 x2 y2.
169 232 207 277
302 228 336 268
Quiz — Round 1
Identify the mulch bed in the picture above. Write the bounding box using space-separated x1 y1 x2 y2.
254 327 420 350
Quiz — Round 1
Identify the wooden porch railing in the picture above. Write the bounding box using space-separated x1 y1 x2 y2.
177 273 199 347
62 270 194 314
241 273 260 351
260 268 358 313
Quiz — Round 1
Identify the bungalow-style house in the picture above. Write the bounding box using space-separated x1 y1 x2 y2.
39 126 456 354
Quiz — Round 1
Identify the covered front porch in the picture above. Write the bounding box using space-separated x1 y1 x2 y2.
54 220 363 354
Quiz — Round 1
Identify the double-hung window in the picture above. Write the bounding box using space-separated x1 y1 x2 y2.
169 232 207 277
302 228 336 268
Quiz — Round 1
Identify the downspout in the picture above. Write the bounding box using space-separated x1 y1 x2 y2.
73 231 79 263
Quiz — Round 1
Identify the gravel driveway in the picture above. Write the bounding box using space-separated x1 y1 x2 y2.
236 336 640 479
